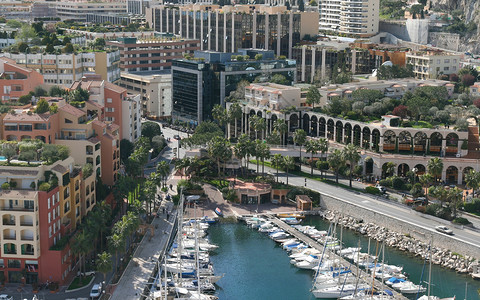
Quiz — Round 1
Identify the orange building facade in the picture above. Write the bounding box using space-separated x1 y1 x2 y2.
0 58 44 103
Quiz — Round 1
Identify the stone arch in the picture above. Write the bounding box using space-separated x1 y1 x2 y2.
383 130 396 151
463 166 474 184
35 135 46 143
413 164 426 176
446 166 458 184
319 117 326 138
21 243 34 255
398 131 412 152
362 127 371 149
289 114 299 131
353 125 361 146
327 119 335 140
310 115 318 137
303 113 310 134
21 135 31 141
6 135 17 141
335 120 343 143
413 132 427 153
382 162 396 178
249 109 256 116
364 156 374 174
446 132 459 156
372 129 380 151
257 111 263 118
398 163 410 177
430 132 443 154
344 123 352 144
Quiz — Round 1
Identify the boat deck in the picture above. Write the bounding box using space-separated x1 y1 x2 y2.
268 216 408 300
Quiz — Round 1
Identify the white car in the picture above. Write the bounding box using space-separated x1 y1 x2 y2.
435 225 454 235
90 282 103 299
0 295 13 300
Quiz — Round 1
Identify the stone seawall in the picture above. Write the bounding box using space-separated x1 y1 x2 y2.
318 193 480 259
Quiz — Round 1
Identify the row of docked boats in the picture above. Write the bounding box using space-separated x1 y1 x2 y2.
149 194 223 300
242 214 455 299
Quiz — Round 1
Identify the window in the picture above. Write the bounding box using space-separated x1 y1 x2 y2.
48 212 51 223
65 118 72 124
49 226 52 237
444 67 449 71
106 107 115 112
107 98 112 103
48 198 50 209
444 59 450 63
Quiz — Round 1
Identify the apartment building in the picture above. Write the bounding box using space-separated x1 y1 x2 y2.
2 111 59 144
0 156 92 284
92 121 121 185
119 71 172 119
319 0 379 37
406 50 462 79
245 83 306 111
172 49 297 123
55 1 127 22
70 76 142 142
147 4 319 57
0 58 44 102
0 51 121 86
106 36 200 72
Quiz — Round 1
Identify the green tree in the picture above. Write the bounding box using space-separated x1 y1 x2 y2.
45 43 55 54
342 144 361 188
63 43 74 53
207 136 232 179
465 169 480 198
447 187 463 219
382 162 396 178
419 173 433 203
120 139 135 162
108 233 125 273
293 129 307 163
96 251 112 282
212 104 229 137
298 0 305 11
1 143 17 163
18 42 29 53
140 122 162 142
6 19 23 28
305 139 320 175
71 231 91 278
255 141 270 177
318 138 329 178
35 98 50 114
249 115 266 140
328 149 345 183
270 74 290 85
15 24 36 42
156 160 170 188
271 154 283 183
19 149 36 165
228 102 243 138
306 86 321 108
282 156 295 185
427 157 444 185
49 86 65 97
273 119 288 145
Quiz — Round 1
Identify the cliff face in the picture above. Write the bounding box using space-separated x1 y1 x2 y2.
429 0 480 53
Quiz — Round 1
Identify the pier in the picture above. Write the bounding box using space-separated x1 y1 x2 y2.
267 216 408 300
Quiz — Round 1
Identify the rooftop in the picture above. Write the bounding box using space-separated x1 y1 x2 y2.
3 112 52 122
59 104 85 117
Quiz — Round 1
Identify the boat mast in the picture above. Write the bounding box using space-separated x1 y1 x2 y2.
428 236 432 297
194 203 201 296
380 241 385 300
371 240 380 297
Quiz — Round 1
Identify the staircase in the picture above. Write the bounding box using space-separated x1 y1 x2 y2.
465 126 480 158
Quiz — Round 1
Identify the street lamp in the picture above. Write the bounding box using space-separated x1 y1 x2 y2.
412 167 418 184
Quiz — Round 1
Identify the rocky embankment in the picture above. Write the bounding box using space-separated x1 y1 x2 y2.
323 211 479 275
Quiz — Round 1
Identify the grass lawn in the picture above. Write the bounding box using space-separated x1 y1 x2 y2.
68 274 93 290
205 179 229 189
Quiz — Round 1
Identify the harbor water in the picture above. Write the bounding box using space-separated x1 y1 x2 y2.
208 216 480 300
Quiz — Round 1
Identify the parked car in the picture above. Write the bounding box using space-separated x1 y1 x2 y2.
0 295 13 300
173 134 181 140
435 225 454 235
406 197 427 206
375 185 386 194
90 282 103 299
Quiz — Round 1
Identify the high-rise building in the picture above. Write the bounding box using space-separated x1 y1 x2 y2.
55 1 127 22
319 0 379 37
146 4 319 57
171 49 297 123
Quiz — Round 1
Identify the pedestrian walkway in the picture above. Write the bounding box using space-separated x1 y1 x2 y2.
110 199 176 300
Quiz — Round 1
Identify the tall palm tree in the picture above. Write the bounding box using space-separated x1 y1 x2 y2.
328 149 345 184
256 141 271 177
207 136 232 181
318 138 329 178
294 129 307 166
447 187 463 219
305 139 320 175
273 119 288 146
382 162 396 178
465 169 480 198
71 231 90 278
419 173 433 204
427 157 444 185
212 104 229 137
271 154 283 183
229 102 243 138
109 233 125 273
342 144 361 188
282 156 295 185
96 251 112 282
156 160 170 187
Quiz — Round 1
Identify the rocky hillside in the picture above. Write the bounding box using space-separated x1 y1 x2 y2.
429 0 480 53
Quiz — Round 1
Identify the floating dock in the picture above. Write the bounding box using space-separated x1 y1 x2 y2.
268 216 408 299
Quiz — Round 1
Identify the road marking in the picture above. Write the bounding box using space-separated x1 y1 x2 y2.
362 200 370 203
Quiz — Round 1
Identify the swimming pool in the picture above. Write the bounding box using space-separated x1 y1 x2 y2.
0 156 6 161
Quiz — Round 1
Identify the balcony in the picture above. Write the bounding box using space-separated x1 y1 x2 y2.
2 219 15 226
21 236 34 241
1 206 34 212
3 235 16 240
20 221 33 226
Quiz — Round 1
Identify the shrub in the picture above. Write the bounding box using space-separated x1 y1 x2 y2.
414 206 426 213
379 178 391 188
391 177 405 190
39 182 51 191
1 182 10 190
453 217 472 225
464 198 480 213
365 186 380 195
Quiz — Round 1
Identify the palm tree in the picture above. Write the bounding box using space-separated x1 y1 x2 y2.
427 157 444 185
229 102 243 138
212 104 229 137
207 136 232 180
382 162 396 178
174 157 191 178
294 129 307 166
109 233 125 273
342 144 361 188
282 156 295 185
271 154 283 183
305 139 320 175
96 251 112 282
156 160 170 187
273 119 288 145
465 169 480 198
318 138 329 178
256 141 270 177
233 136 247 175
419 173 433 204
447 187 463 219
249 115 264 140
71 231 91 278
328 149 345 183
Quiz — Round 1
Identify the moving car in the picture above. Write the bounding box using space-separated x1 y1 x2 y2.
90 282 103 299
173 134 181 140
375 185 386 194
435 225 454 235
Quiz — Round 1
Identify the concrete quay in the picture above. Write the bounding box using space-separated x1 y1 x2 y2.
267 216 407 300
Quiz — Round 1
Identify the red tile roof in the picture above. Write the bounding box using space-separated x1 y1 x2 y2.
59 104 85 117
